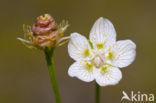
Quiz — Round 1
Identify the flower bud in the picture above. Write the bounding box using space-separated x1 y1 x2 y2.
32 14 57 36
32 14 60 49
18 14 69 50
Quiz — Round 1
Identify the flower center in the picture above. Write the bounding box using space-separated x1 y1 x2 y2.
90 50 106 68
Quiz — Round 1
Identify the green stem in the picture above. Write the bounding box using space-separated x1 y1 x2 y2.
44 48 61 103
95 83 100 103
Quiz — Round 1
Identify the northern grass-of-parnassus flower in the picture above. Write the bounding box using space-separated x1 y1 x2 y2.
68 17 136 86
17 14 69 49
17 14 70 103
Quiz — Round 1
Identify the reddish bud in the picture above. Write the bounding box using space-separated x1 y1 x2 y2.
32 14 60 49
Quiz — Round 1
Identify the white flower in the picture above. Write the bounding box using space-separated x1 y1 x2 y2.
68 17 136 86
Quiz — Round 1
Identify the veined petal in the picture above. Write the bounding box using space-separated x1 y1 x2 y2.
89 17 116 49
68 33 91 61
94 65 122 86
68 60 95 82
111 40 136 68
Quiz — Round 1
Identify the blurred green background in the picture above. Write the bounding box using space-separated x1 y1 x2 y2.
0 0 156 103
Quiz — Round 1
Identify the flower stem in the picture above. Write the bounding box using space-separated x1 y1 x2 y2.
44 48 61 103
95 83 100 103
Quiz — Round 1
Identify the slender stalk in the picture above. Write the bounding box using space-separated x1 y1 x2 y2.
95 83 100 103
44 48 61 103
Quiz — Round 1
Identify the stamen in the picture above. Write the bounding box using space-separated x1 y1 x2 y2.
83 48 90 56
100 66 108 74
96 43 104 49
96 42 106 49
108 52 115 59
107 46 115 59
58 20 69 35
86 63 93 71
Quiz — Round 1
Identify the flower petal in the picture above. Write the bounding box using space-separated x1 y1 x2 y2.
89 17 116 49
94 66 122 86
68 60 94 82
68 33 91 61
111 40 136 68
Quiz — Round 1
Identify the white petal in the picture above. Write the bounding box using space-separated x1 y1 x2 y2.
94 66 122 86
89 17 116 49
111 40 136 68
68 33 91 61
68 61 95 82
